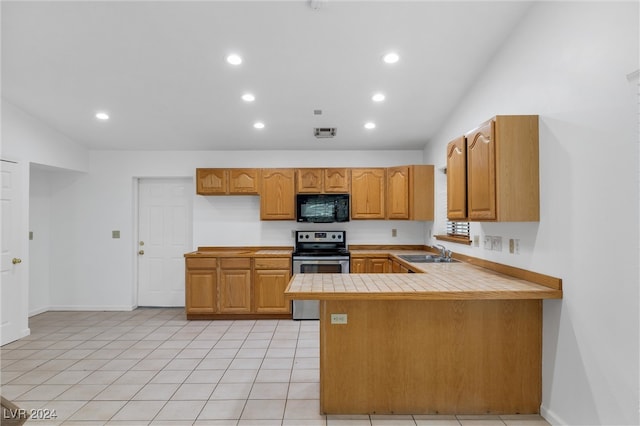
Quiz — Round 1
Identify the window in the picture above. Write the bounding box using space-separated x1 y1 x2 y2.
435 221 471 245
447 221 469 238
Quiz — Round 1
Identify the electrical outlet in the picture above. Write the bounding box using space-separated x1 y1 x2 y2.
515 239 520 255
492 236 502 251
391 228 397 237
484 235 492 250
331 313 347 324
509 239 514 254
112 230 120 239
473 235 480 247
291 230 295 238
29 231 34 241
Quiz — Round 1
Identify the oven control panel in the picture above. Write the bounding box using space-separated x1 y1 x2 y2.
296 231 345 242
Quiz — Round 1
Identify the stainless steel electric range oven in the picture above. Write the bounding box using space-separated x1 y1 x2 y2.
291 230 349 320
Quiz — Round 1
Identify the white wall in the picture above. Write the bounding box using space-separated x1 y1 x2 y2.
1 100 90 324
423 2 639 425
43 149 427 311
28 167 51 315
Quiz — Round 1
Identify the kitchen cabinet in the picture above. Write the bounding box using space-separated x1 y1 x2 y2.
446 136 467 220
296 168 350 193
260 169 295 220
185 250 294 320
386 165 434 220
185 258 217 314
196 168 259 195
465 115 539 221
351 256 390 273
351 168 386 219
254 257 292 313
391 259 409 273
324 168 350 193
219 258 252 313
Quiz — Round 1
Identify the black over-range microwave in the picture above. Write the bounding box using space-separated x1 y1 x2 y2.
296 193 350 223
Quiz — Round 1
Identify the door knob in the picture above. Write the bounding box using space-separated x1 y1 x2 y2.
12 258 22 264
138 250 145 255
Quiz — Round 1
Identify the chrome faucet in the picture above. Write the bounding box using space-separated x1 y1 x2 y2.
434 244 447 258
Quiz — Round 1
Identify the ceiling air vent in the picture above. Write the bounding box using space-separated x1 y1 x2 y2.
314 128 337 138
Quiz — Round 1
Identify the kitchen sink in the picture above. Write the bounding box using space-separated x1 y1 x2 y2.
398 254 460 263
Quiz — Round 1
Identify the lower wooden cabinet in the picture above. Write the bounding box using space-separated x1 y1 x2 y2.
185 255 292 319
254 257 291 314
219 258 252 314
185 258 217 314
351 257 390 273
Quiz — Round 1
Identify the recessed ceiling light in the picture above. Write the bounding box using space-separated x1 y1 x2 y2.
226 54 242 65
95 112 109 120
364 122 376 129
242 93 255 102
383 52 399 64
253 122 265 129
372 93 385 102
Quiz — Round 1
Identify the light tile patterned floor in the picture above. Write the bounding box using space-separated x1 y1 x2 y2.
0 308 550 425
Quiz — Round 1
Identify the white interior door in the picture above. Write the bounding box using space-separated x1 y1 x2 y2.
1 160 28 345
137 178 193 307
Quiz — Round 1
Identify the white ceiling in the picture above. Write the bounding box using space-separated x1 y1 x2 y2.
1 1 533 151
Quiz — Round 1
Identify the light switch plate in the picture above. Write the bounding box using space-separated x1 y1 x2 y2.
331 313 347 324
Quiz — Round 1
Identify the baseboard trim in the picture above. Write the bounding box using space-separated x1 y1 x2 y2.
29 307 48 317
541 404 565 425
47 305 136 312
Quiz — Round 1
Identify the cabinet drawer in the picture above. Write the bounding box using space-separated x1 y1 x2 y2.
220 257 251 269
186 258 217 269
254 257 291 270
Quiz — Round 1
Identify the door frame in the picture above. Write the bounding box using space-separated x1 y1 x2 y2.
132 176 194 308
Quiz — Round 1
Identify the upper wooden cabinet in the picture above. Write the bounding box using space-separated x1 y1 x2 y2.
446 136 468 220
323 168 350 193
350 168 386 219
196 168 259 195
387 165 434 220
296 168 350 193
465 115 539 221
260 169 296 220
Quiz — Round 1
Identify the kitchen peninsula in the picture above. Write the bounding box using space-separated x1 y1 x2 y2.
284 260 562 415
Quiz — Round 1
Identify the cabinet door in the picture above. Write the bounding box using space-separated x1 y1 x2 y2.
324 168 350 193
296 169 323 193
254 269 291 313
466 120 496 220
387 166 410 219
351 169 386 219
260 169 296 220
229 169 259 194
196 169 227 195
220 268 252 313
368 258 389 273
446 136 468 220
185 269 217 314
350 258 366 273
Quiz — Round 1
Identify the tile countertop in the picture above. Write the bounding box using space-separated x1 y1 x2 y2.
185 248 293 257
286 268 561 300
286 249 563 301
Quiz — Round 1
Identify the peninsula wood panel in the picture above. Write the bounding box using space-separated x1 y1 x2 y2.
319 299 542 414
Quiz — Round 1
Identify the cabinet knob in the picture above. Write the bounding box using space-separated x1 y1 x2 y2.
12 258 22 265
138 250 145 255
